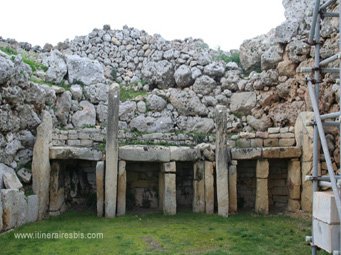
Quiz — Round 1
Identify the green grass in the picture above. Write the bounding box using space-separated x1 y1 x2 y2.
120 87 147 102
214 48 240 65
22 55 48 72
0 46 17 55
0 211 321 255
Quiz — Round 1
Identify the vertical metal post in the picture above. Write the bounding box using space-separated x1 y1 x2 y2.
312 9 321 255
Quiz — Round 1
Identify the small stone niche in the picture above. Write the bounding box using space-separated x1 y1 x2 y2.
125 162 160 212
49 160 97 215
268 159 289 212
237 160 257 210
176 162 194 210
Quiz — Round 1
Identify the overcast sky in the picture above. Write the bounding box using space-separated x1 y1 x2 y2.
0 0 285 50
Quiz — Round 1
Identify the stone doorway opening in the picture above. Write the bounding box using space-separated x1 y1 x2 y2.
237 160 257 211
176 162 194 211
125 161 161 213
49 159 97 215
268 159 289 212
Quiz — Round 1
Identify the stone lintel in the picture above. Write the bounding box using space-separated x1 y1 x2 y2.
49 146 103 161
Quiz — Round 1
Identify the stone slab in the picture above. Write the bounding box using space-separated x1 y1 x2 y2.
50 146 103 161
228 165 237 213
313 191 339 224
262 147 301 158
205 161 214 214
117 161 126 216
96 161 104 217
231 148 262 160
169 146 200 161
26 195 39 223
162 162 176 215
313 218 340 253
119 145 171 162
255 178 268 214
3 171 23 190
256 159 269 179
193 161 205 213
287 199 300 212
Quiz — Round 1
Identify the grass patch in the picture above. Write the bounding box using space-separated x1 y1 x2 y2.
120 86 147 102
0 46 17 55
215 48 240 65
0 211 320 255
22 55 48 72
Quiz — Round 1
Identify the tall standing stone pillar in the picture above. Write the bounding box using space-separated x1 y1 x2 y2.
193 161 205 213
215 105 229 217
117 161 126 216
32 110 53 220
229 161 238 213
105 83 120 218
287 159 301 212
204 161 214 214
161 162 176 215
96 161 104 217
255 159 269 214
49 161 65 216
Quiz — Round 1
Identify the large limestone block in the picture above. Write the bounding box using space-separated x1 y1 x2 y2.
26 195 39 223
1 189 27 230
50 146 103 161
295 112 314 162
205 161 214 214
169 147 200 162
228 165 237 214
32 110 52 220
231 148 262 160
287 199 300 212
119 145 171 162
313 218 340 253
49 161 65 215
117 161 126 216
96 161 104 217
230 92 257 115
256 159 269 179
162 162 176 215
262 147 301 158
301 181 312 212
0 194 2 231
255 178 268 214
287 159 301 186
0 163 18 189
313 191 339 224
3 171 22 190
193 161 205 213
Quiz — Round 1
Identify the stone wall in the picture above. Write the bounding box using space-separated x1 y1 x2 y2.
237 160 257 210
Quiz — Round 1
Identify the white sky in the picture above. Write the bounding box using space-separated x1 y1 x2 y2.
0 0 285 51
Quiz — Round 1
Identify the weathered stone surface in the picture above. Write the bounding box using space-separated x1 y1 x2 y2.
215 106 229 217
159 172 164 210
72 100 96 128
255 178 268 214
105 83 120 218
50 146 102 160
274 21 300 43
256 159 269 179
0 55 14 85
117 161 126 216
26 195 38 223
0 195 2 231
287 199 301 212
229 165 237 214
262 147 301 158
146 94 167 112
168 88 208 116
3 171 23 189
261 45 283 70
204 62 225 78
70 84 83 100
301 180 312 212
96 161 104 217
174 64 194 88
49 161 65 215
129 115 173 133
295 112 314 162
231 148 262 159
83 83 109 103
141 60 175 89
162 162 176 215
169 147 200 161
247 115 272 132
193 161 205 213
192 75 217 96
288 159 301 186
230 92 257 115
0 163 18 189
205 161 214 214
55 91 72 125
66 55 105 85
45 50 67 84
177 116 214 133
119 145 171 162
1 189 27 230
119 101 137 121
17 168 32 184
32 111 52 220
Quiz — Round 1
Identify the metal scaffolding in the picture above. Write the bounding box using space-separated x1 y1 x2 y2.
304 0 341 254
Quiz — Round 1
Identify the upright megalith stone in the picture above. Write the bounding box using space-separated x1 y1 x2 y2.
1 189 27 230
215 105 229 217
105 83 120 218
26 195 39 223
255 159 269 214
96 161 104 217
229 162 238 214
204 161 214 214
32 110 52 220
193 161 205 213
117 161 126 216
161 162 176 215
49 161 65 216
0 194 2 231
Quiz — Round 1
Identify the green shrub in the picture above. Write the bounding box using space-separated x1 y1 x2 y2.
22 55 48 72
0 46 17 55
